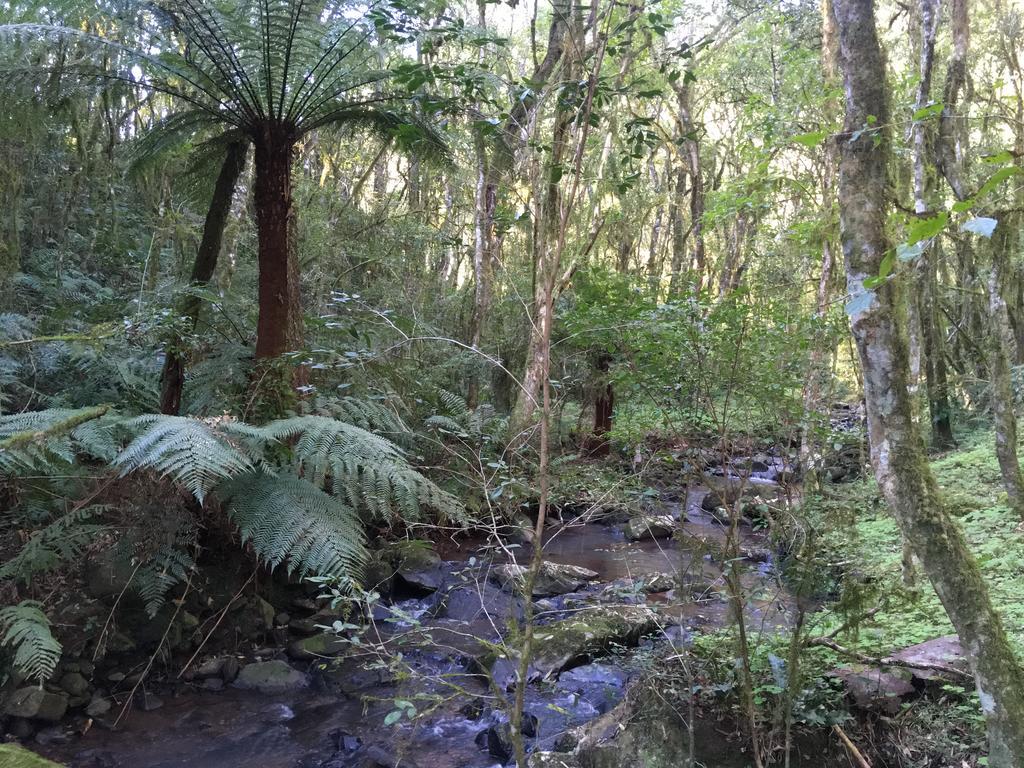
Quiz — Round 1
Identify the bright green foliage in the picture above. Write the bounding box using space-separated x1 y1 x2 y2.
0 601 61 683
220 472 366 581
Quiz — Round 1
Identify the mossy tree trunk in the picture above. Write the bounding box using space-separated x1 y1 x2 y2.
832 1 1024 763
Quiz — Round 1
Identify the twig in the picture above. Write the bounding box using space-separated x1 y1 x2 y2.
178 568 257 677
833 724 872 768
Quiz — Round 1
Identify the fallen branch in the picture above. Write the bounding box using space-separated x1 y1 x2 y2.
833 724 872 768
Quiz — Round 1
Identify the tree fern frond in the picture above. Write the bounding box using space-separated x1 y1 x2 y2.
135 546 196 618
0 601 61 683
219 472 367 581
0 406 111 475
116 415 254 502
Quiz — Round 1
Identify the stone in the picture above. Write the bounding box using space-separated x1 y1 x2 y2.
0 743 65 767
136 691 163 711
202 678 224 691
638 573 675 593
9 717 35 739
84 547 137 601
700 477 768 512
275 612 291 626
34 725 70 745
833 666 915 714
254 596 277 631
625 515 677 541
86 696 112 717
233 660 307 694
437 584 521 623
3 688 69 721
106 632 136 653
491 561 599 597
475 723 515 763
557 663 628 690
889 635 968 682
194 657 226 678
525 605 659 678
394 546 445 595
220 656 241 683
287 633 349 661
59 671 90 697
107 671 126 683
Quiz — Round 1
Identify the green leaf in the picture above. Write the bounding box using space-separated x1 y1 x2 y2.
978 167 1022 199
384 710 403 726
981 151 1014 165
906 212 948 244
962 217 998 238
951 198 975 213
912 102 944 121
792 130 828 149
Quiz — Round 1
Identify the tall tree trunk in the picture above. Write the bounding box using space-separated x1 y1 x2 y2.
253 132 303 360
667 166 688 296
833 1 1024 763
584 353 614 457
159 141 248 415
910 0 956 449
986 222 1024 520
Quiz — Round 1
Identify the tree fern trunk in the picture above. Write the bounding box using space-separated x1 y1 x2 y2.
253 130 303 360
160 141 248 415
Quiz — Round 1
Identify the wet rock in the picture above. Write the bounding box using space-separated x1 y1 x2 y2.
59 671 90 697
194 657 226 678
436 584 521 623
3 687 68 721
220 656 240 683
202 678 224 691
35 724 71 745
475 723 515 763
86 696 112 717
8 717 35 739
275 611 291 626
739 545 772 563
233 660 307 694
288 633 349 660
254 595 277 630
107 671 126 683
491 562 599 597
105 632 136 654
638 573 675 593
136 691 163 711
527 605 659 678
312 661 393 696
833 666 914 714
700 477 768 512
0 743 65 767
352 745 420 768
557 664 628 690
393 545 444 595
330 728 362 752
529 752 583 767
625 515 676 541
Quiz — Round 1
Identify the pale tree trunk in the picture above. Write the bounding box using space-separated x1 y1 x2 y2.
833 1 1024 763
910 0 956 449
667 78 705 297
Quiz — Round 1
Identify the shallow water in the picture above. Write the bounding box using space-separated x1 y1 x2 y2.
40 476 799 768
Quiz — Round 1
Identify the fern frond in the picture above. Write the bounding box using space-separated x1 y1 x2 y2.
218 472 367 581
135 547 196 618
0 406 111 475
0 506 107 585
115 415 254 502
0 601 61 683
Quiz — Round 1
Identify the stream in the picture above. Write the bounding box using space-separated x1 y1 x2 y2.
39 462 814 768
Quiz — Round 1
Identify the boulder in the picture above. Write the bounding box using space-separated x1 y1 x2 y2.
233 660 307 694
699 476 770 512
436 584 521 623
393 546 445 595
287 633 349 661
253 596 277 631
59 671 89 697
0 744 65 767
3 688 69 721
889 635 967 682
833 666 914 714
625 515 676 542
557 664 628 691
491 562 599 597
524 605 659 678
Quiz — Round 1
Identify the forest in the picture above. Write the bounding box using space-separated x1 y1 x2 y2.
1 0 1024 766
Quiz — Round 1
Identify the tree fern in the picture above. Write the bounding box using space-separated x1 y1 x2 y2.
0 601 61 683
115 414 257 502
0 406 111 475
135 546 197 618
219 472 367 581
261 415 465 523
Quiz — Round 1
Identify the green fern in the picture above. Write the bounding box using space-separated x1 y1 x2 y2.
262 415 464 524
219 472 367 581
0 601 61 683
115 415 257 502
135 547 197 618
0 506 107 585
0 406 111 475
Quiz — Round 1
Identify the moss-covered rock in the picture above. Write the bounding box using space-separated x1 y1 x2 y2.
625 515 676 541
287 633 349 660
3 687 68 721
233 660 307 694
491 561 599 597
526 605 659 678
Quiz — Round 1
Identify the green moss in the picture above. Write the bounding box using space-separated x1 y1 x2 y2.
0 744 65 767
